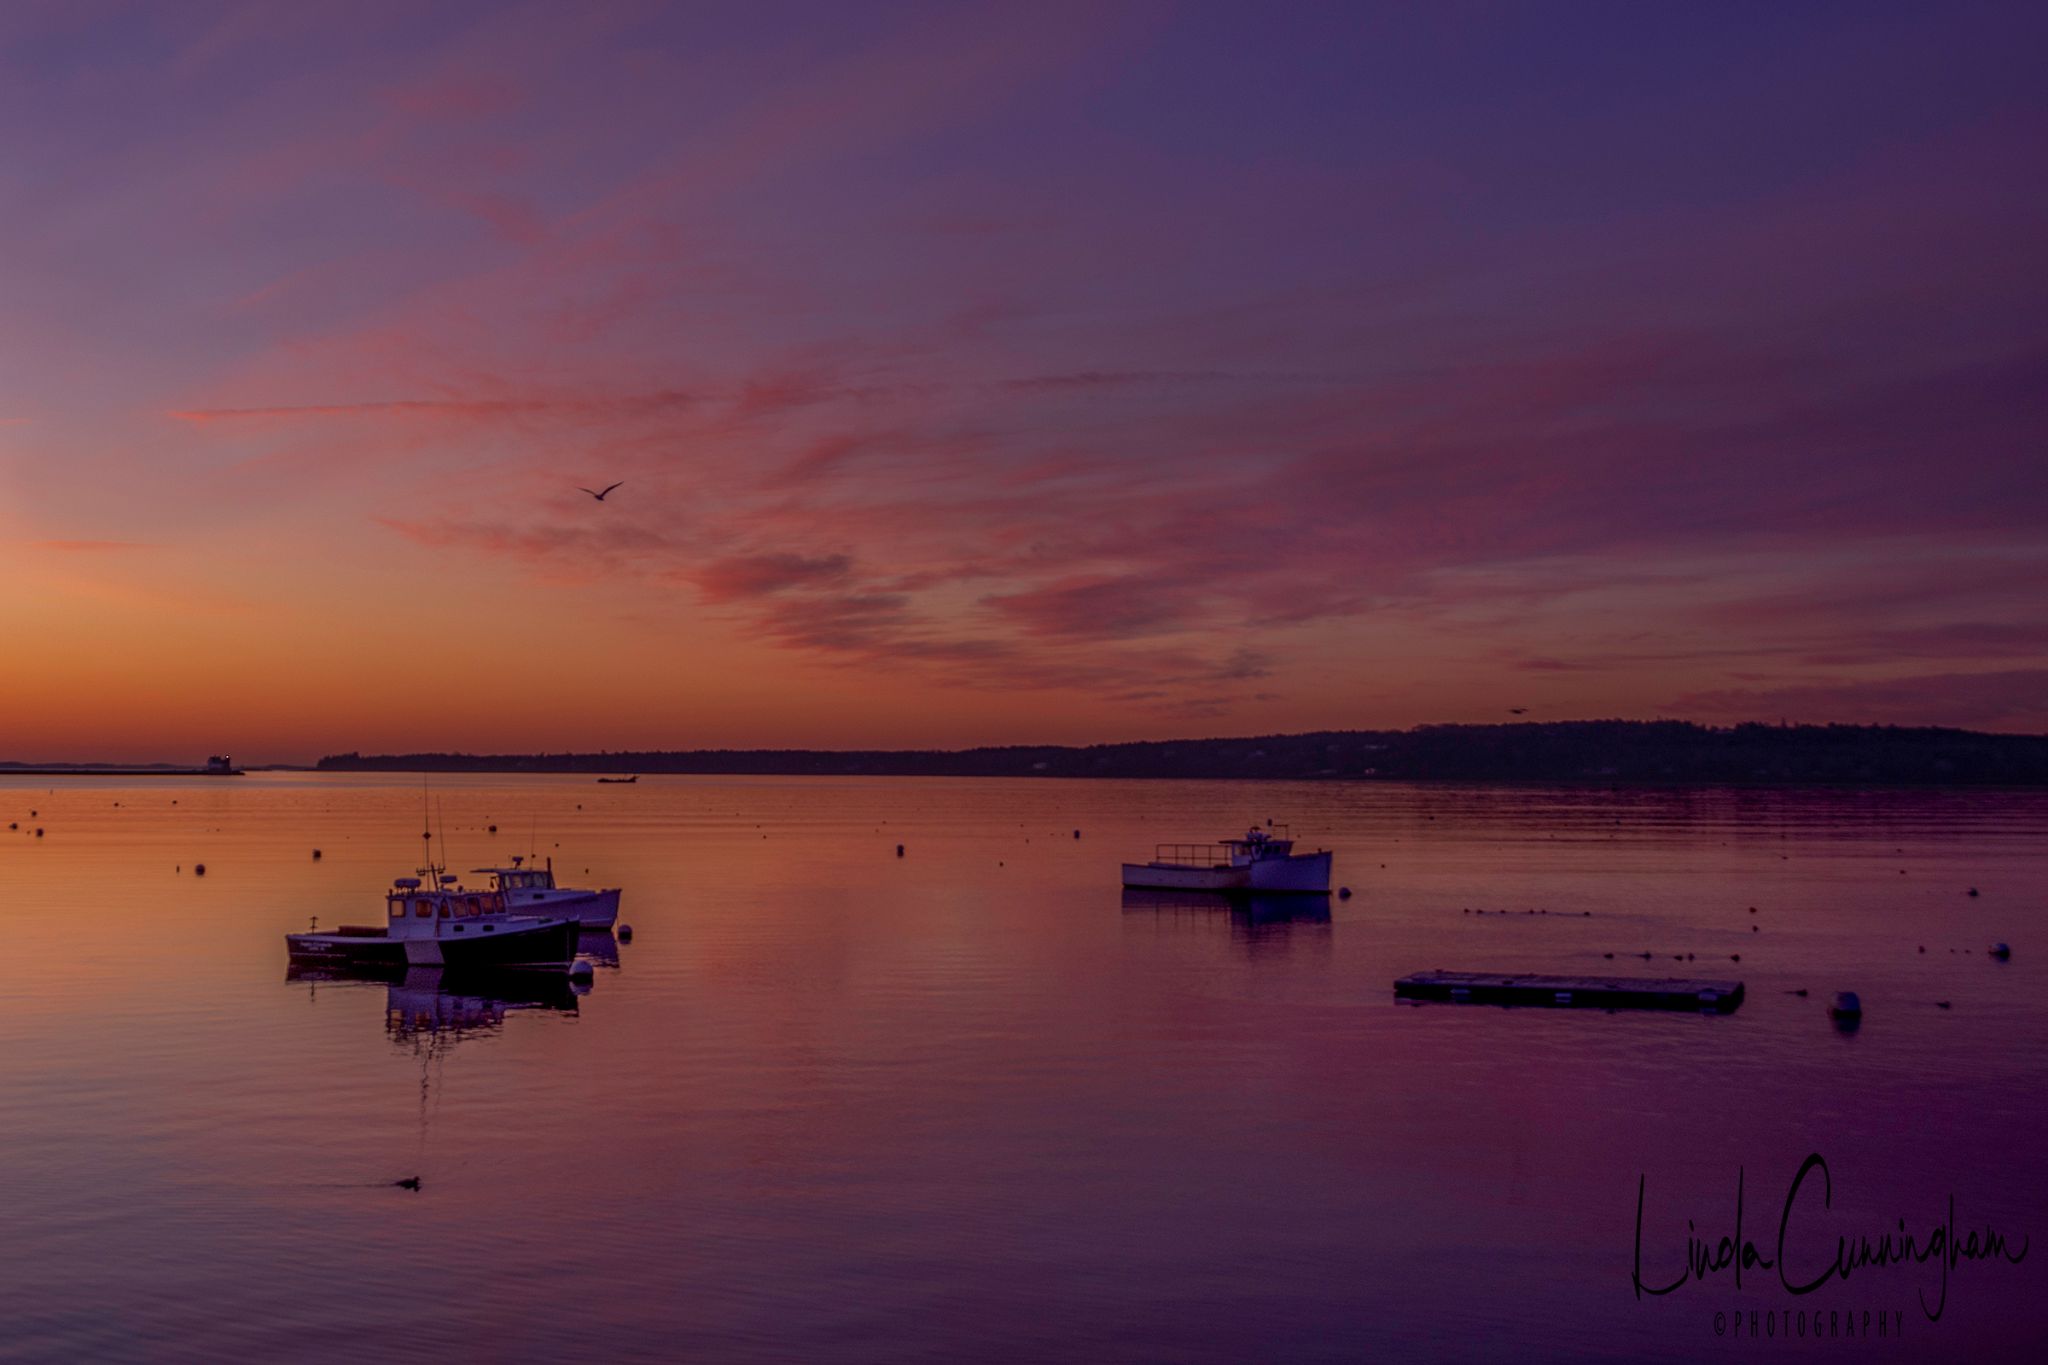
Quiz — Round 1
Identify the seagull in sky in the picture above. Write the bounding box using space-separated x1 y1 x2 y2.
1508 707 1529 715
578 481 624 501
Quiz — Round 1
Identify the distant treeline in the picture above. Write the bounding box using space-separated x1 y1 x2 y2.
316 721 2048 785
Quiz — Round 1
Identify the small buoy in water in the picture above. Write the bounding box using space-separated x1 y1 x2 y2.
1337 886 1352 900
569 960 594 981
1829 991 1862 1019
1967 887 1979 898
34 828 44 838
1789 988 1808 997
1918 945 1926 953
1602 952 1614 959
395 1177 421 1191
1936 1001 1952 1009
1073 829 1081 839
1990 942 2011 960
312 849 322 860
1748 907 1757 914
617 925 633 942
895 844 905 857
1730 954 1740 962
194 863 205 875
488 825 497 834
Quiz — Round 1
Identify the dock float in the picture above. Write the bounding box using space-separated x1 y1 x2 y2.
1394 970 1744 1013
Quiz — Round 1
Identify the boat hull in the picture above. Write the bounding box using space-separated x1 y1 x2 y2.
1120 862 1250 892
1247 850 1332 892
286 917 580 969
1121 850 1332 894
494 887 621 928
547 889 620 928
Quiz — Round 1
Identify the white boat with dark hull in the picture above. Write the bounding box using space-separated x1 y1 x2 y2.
470 856 621 928
1121 826 1333 894
285 874 579 969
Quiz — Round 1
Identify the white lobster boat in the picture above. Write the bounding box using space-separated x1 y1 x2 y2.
1121 825 1333 894
285 873 579 969
469 856 621 928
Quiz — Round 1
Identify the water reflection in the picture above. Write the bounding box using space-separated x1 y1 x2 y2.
1120 886 1333 957
577 928 621 969
286 964 583 1046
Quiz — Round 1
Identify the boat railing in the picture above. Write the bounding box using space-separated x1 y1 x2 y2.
1152 843 1235 867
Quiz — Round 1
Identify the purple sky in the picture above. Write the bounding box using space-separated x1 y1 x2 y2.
2 2 2045 758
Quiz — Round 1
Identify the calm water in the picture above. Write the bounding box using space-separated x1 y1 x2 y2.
1 774 2043 1362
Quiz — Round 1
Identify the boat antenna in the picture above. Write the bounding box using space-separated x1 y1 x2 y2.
436 797 450 879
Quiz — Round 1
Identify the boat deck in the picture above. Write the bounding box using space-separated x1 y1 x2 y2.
1393 970 1744 1012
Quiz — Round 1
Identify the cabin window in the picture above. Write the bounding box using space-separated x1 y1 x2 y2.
389 901 403 919
438 901 451 918
413 900 430 918
464 897 480 917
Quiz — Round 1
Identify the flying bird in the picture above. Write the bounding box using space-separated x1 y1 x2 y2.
1508 707 1529 715
578 481 624 501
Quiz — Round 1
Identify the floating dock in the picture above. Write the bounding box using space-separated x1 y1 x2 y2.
1393 970 1744 1013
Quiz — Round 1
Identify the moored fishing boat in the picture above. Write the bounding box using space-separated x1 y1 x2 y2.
1120 825 1333 894
469 856 621 928
285 873 579 969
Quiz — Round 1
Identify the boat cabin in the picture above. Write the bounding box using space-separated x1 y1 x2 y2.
1222 827 1295 863
384 875 510 939
470 856 558 897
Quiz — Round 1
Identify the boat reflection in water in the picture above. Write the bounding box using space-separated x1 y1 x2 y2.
1119 886 1333 957
577 928 621 970
286 963 584 1047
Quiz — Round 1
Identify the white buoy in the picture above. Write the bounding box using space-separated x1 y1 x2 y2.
569 959 594 980
1829 990 1862 1019
1337 886 1352 900
617 924 634 942
1990 942 2012 960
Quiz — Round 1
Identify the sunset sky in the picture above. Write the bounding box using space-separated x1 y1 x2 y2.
3 2 2045 762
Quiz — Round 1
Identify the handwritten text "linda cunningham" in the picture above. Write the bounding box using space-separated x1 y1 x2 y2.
1632 1153 2028 1321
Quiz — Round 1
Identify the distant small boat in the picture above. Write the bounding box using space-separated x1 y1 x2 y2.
1121 825 1333 893
597 775 639 783
470 855 621 928
286 872 578 969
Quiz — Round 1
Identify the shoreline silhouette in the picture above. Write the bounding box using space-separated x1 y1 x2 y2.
308 721 2048 786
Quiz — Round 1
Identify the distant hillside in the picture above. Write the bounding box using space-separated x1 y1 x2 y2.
317 721 2048 785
